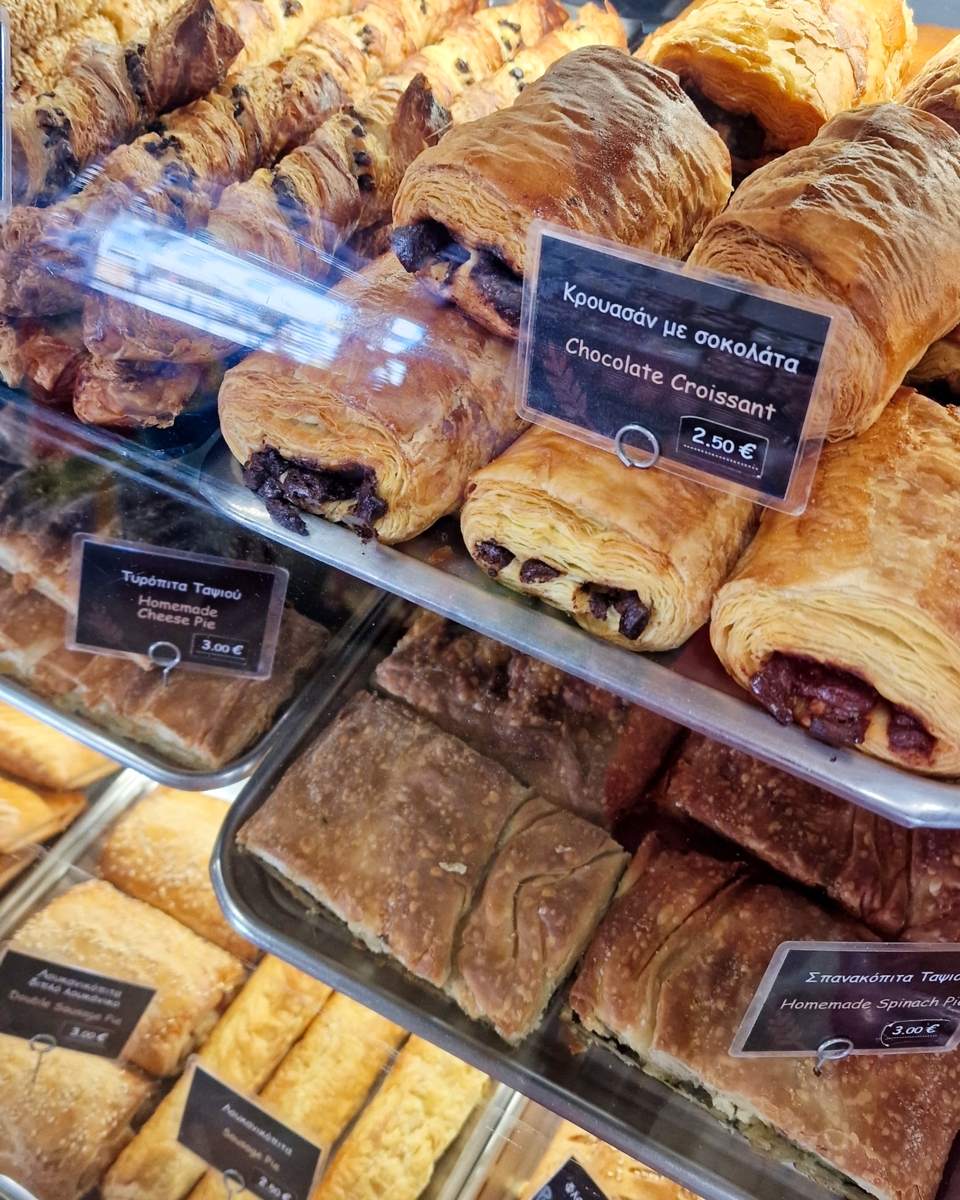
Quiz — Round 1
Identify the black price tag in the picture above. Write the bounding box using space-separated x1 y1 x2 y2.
178 1064 324 1200
531 1158 609 1200
730 943 960 1060
518 224 851 513
69 537 288 680
0 947 156 1059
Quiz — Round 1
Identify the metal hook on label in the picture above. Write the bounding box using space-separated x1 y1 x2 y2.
148 640 181 686
614 424 660 470
813 1036 854 1076
29 1033 56 1082
222 1169 246 1197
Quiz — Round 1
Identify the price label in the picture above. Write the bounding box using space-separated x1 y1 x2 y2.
517 223 851 513
0 948 156 1060
730 942 960 1059
178 1064 324 1200
530 1158 609 1200
69 537 288 680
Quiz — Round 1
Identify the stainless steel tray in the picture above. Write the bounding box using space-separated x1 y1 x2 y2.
211 605 855 1200
201 438 960 828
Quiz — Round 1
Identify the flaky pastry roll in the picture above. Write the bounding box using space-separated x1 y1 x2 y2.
393 47 731 338
906 324 960 405
0 699 114 788
461 426 756 652
688 103 960 441
0 778 86 853
220 254 525 542
899 31 960 132
711 390 960 776
640 0 914 174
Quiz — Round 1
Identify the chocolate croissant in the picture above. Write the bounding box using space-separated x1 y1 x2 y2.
460 426 756 652
688 104 960 441
219 254 526 543
711 390 960 776
899 31 960 133
11 12 122 98
639 0 915 176
392 47 732 339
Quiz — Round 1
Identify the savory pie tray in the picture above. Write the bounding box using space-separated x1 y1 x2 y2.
200 438 960 828
213 598 853 1200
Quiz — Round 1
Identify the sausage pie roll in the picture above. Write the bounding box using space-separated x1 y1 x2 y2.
688 104 960 441
711 390 960 775
392 47 731 338
219 255 525 542
461 427 756 652
640 0 915 174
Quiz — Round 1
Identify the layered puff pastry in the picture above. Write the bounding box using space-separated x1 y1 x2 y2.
0 699 115 788
0 316 89 407
0 778 86 853
374 609 682 826
899 31 960 132
220 254 526 543
102 955 331 1200
711 390 960 776
568 835 960 1200
639 0 915 175
0 1035 153 1200
99 787 257 959
0 846 40 891
11 879 247 1076
688 104 960 442
392 48 732 339
460 426 757 652
656 733 909 934
906 324 960 405
312 1036 488 1200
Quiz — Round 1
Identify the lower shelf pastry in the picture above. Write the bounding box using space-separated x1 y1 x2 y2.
0 697 115 788
0 1034 153 1200
99 786 258 960
710 390 960 775
373 609 682 826
219 254 525 543
569 833 960 1200
0 776 86 854
11 878 247 1076
903 829 960 943
899 31 960 133
460 426 757 652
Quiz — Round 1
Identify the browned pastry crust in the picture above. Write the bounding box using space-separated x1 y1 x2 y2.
392 47 732 338
0 778 86 853
639 0 914 175
711 391 960 775
12 0 244 205
657 733 909 934
899 32 960 132
219 254 526 543
0 846 40 890
374 609 681 826
570 836 960 1200
688 105 960 441
237 690 531 987
12 878 247 1077
0 698 115 788
0 315 87 405
452 795 627 1041
8 0 99 62
906 323 960 406
72 357 204 427
903 829 960 943
11 13 123 101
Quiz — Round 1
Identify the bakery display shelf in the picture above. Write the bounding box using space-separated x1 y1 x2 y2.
200 438 960 829
212 605 843 1200
0 1176 38 1200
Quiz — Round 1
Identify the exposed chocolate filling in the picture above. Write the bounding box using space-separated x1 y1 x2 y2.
392 219 460 272
469 248 522 327
473 540 515 576
519 558 562 584
750 652 935 758
682 82 768 165
243 448 388 539
584 585 650 640
35 107 80 203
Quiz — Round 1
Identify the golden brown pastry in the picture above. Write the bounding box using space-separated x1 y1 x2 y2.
519 1120 699 1200
460 426 756 652
0 700 114 787
99 787 257 959
0 778 86 853
688 105 960 441
0 1035 153 1200
187 994 406 1200
8 0 99 62
12 879 247 1076
72 358 207 428
656 732 910 934
102 955 330 1200
899 31 960 132
906 324 960 405
11 13 122 98
569 835 960 1200
0 846 39 891
374 609 682 825
639 0 914 175
902 829 960 943
0 316 89 406
711 390 960 775
220 254 525 543
451 795 627 1041
312 1036 488 1200
903 25 960 84
237 690 531 988
392 47 732 338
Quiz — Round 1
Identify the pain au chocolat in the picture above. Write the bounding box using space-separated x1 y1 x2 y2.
711 390 960 776
392 46 731 339
460 426 756 652
688 103 960 441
